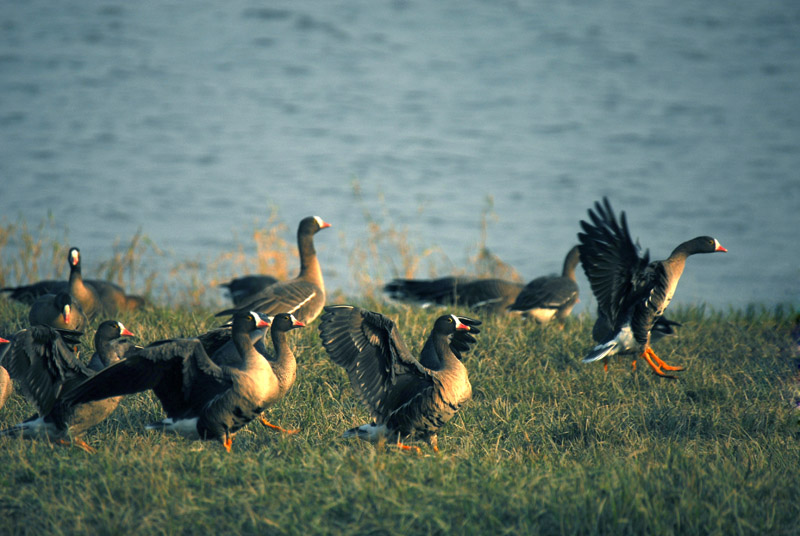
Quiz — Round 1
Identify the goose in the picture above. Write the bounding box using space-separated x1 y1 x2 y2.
319 305 480 453
384 276 523 314
507 245 581 324
56 311 303 452
221 274 280 306
578 197 726 378
0 321 135 452
2 247 146 317
28 292 88 331
216 217 330 324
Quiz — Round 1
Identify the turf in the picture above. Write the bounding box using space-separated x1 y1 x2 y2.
1 296 798 535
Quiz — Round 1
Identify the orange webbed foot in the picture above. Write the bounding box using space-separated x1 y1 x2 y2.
259 416 300 434
646 347 685 372
640 348 677 379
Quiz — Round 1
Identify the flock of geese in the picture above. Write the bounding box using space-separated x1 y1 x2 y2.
0 198 726 454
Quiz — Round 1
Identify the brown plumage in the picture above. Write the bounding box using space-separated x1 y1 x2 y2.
216 217 331 324
28 292 88 331
56 311 303 452
319 305 481 453
0 321 135 452
507 245 581 324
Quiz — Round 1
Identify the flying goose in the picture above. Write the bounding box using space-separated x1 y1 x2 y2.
319 305 481 453
578 197 726 378
216 216 331 324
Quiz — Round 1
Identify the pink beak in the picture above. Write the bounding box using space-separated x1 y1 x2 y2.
120 327 135 337
0 337 9 344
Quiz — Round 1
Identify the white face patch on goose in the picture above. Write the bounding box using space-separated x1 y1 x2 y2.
451 314 467 330
313 216 325 228
70 249 79 264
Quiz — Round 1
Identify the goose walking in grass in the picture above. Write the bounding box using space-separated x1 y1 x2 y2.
506 245 581 324
578 197 727 378
2 247 146 317
319 305 480 453
56 311 303 452
217 216 331 324
0 321 135 452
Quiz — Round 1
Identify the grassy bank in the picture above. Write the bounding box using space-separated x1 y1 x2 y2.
0 295 798 535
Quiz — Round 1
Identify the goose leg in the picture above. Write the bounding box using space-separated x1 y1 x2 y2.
56 437 96 454
639 348 676 379
392 442 422 455
645 348 685 371
631 359 637 371
222 432 233 453
258 415 299 434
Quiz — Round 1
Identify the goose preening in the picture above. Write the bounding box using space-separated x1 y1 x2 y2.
578 197 727 378
55 311 304 452
216 216 331 324
319 305 481 453
0 321 135 452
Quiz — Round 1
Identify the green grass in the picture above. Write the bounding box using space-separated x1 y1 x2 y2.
0 297 798 535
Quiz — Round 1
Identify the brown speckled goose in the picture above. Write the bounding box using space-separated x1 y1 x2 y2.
578 197 727 378
319 305 480 453
28 292 88 331
384 276 524 314
216 217 331 324
57 311 303 452
507 246 581 324
221 274 280 306
0 321 135 452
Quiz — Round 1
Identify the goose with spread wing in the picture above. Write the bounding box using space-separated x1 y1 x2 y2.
0 321 135 452
56 311 303 452
578 197 726 378
319 305 480 453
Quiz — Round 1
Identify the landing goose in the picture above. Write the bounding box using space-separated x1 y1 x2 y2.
319 305 480 453
578 197 726 378
507 245 581 324
216 217 330 324
0 321 135 452
56 311 303 452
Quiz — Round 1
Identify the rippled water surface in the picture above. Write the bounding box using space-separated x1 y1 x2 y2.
1 0 798 309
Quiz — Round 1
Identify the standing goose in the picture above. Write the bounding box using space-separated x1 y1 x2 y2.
221 274 280 306
56 311 304 452
507 245 581 324
384 276 524 315
216 217 331 324
28 292 88 331
199 313 303 433
578 197 727 378
0 321 136 452
319 305 481 453
0 337 11 410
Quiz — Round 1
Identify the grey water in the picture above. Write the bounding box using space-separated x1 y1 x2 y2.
1 0 798 311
